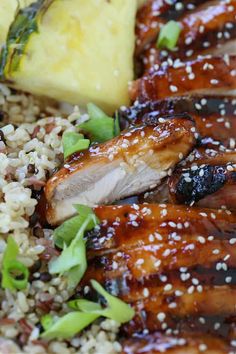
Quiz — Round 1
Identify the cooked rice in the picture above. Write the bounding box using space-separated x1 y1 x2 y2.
0 85 122 354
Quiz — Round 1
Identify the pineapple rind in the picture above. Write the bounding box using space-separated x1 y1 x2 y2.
0 0 35 46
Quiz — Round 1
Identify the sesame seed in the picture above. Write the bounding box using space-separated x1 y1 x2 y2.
157 312 166 322
198 236 206 244
225 276 232 284
154 260 161 268
155 232 163 241
170 85 178 92
229 238 236 245
180 267 187 272
112 261 118 270
175 290 183 297
192 278 199 285
199 344 207 352
195 103 202 110
210 79 219 85
199 317 206 324
231 340 236 347
163 249 171 257
168 302 177 309
136 259 144 266
214 322 221 330
160 275 167 282
187 285 195 294
164 284 172 292
149 234 155 242
181 273 190 281
197 285 203 293
143 288 149 297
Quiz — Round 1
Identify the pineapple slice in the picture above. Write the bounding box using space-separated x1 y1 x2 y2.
0 0 34 46
0 0 137 114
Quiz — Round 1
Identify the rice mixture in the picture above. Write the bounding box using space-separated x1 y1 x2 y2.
0 84 121 354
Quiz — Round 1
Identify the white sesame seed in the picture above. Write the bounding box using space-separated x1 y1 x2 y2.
181 273 190 281
225 276 232 284
229 238 236 245
143 288 149 297
136 259 144 266
231 340 236 347
163 249 171 257
154 260 161 268
199 344 208 352
198 236 206 244
187 285 195 294
199 317 206 324
164 284 172 292
195 103 202 110
170 85 178 93
192 278 199 285
112 261 118 270
168 302 177 309
197 285 203 293
149 234 155 242
214 322 221 330
175 290 183 297
210 78 219 85
157 312 166 322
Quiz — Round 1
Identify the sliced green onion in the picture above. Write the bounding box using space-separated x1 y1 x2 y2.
88 103 108 120
49 208 99 289
41 280 134 340
41 314 54 331
49 218 89 288
54 204 99 249
1 236 29 291
68 280 135 324
41 312 98 340
79 118 114 143
62 132 90 159
78 103 120 143
157 20 181 50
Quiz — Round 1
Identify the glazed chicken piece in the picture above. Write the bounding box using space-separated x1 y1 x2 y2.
138 0 236 72
122 332 235 354
136 0 208 54
168 148 236 209
142 146 236 209
78 204 236 334
45 117 196 225
119 95 236 148
131 56 236 102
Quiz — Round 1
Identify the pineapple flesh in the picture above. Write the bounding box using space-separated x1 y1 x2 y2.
0 0 137 114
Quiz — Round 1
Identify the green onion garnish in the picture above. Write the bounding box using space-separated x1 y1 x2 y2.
41 314 54 331
49 206 99 289
157 20 181 50
41 312 98 340
68 280 135 324
41 280 134 340
53 205 99 249
2 236 29 291
62 132 90 159
78 103 120 143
